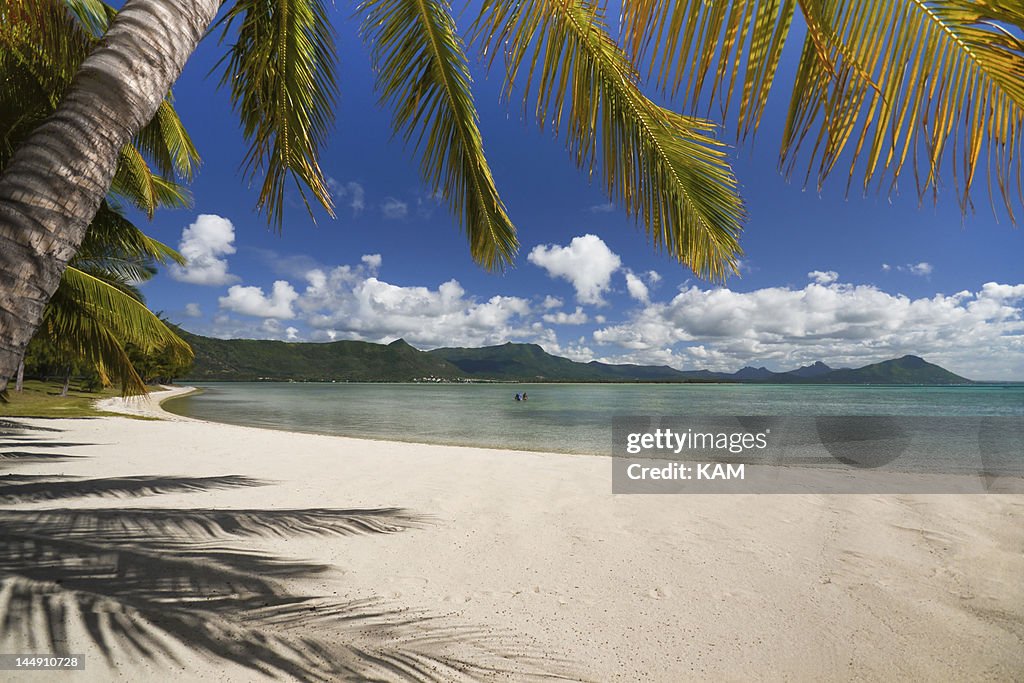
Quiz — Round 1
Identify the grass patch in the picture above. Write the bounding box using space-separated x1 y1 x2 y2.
0 380 146 418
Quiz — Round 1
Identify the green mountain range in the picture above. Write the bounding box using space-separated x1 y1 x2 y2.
179 331 462 382
179 331 972 384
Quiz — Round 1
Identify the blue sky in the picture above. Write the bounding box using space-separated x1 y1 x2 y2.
134 8 1024 380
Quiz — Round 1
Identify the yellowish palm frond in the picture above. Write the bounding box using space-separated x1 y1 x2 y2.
134 97 200 183
623 0 1024 221
216 0 338 229
623 0 796 140
474 0 745 280
359 0 518 270
110 144 192 218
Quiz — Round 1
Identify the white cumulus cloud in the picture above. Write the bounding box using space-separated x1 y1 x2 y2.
219 280 299 319
543 307 589 325
528 234 621 305
541 295 563 310
183 303 202 318
625 271 650 302
808 270 839 285
361 253 382 270
170 214 239 286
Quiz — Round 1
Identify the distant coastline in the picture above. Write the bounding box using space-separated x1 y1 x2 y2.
180 330 977 385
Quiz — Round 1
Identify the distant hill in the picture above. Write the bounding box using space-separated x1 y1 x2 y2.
731 366 777 381
426 343 689 381
785 361 834 378
807 355 971 385
180 332 973 384
181 332 463 382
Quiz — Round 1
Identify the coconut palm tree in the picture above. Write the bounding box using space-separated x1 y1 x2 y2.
0 0 1021 391
1 0 196 395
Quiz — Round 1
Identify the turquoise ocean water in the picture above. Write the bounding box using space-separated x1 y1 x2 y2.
164 383 1023 474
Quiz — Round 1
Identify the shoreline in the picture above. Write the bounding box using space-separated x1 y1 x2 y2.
0 387 1021 680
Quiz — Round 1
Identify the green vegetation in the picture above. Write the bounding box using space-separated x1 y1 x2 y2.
0 380 138 418
182 333 463 382
182 332 973 384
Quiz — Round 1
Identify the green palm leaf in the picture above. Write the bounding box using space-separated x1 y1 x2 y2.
216 0 338 228
78 202 186 267
43 267 193 395
0 0 90 109
623 0 1024 221
110 144 192 218
359 0 518 270
134 97 200 183
474 0 744 280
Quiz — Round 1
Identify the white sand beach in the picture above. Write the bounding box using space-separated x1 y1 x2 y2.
1 386 1021 681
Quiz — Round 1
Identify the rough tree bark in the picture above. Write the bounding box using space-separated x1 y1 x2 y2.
0 0 221 391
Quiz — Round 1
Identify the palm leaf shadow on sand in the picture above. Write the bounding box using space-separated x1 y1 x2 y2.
0 474 263 503
0 420 574 681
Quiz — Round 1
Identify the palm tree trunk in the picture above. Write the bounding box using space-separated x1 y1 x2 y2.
14 359 24 392
0 0 221 392
61 365 71 397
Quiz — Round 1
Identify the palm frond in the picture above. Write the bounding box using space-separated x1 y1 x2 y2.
0 0 91 109
42 268 194 395
56 268 193 359
79 202 186 267
359 0 518 270
110 143 192 218
473 0 744 279
622 0 796 140
134 97 200 182
61 0 115 37
215 0 338 228
623 0 1024 221
39 287 146 394
71 258 155 297
0 58 53 166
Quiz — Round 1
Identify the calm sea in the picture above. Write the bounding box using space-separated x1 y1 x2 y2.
164 383 1023 474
